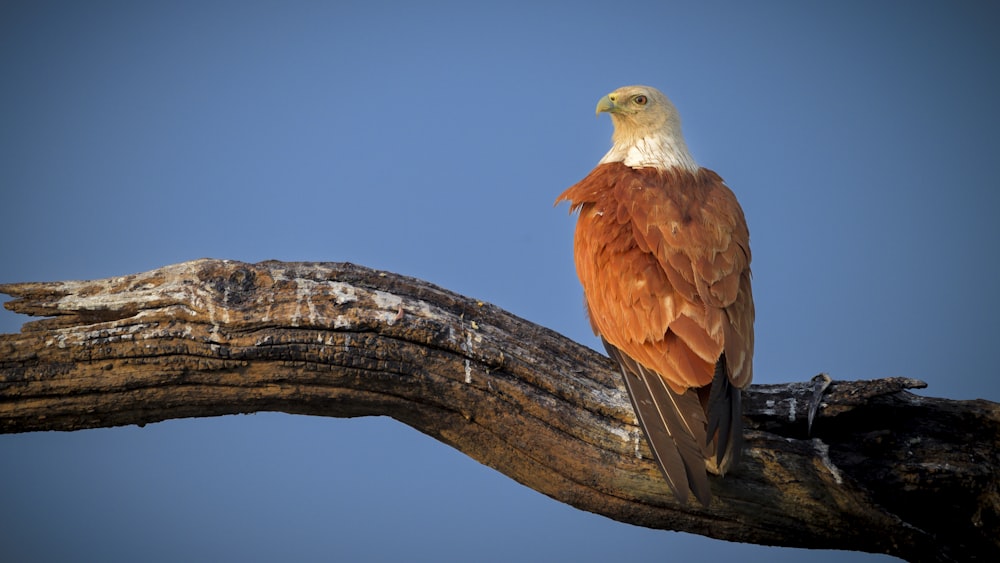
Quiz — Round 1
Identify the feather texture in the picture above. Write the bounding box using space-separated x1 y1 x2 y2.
605 340 712 505
557 161 753 505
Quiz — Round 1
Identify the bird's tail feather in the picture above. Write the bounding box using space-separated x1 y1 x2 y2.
604 339 712 506
705 355 743 475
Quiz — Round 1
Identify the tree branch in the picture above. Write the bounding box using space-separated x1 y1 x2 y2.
1 259 996 561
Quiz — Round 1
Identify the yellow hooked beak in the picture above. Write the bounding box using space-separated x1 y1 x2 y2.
595 94 618 116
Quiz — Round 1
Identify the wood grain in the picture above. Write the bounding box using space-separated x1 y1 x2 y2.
1 259 997 561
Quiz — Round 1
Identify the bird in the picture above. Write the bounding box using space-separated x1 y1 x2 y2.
556 85 753 506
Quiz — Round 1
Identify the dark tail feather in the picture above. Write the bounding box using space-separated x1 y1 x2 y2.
705 354 743 473
604 339 712 506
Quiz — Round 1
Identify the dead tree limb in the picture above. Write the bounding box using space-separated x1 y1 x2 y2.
1 259 996 561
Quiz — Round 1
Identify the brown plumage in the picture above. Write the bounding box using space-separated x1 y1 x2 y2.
556 86 753 506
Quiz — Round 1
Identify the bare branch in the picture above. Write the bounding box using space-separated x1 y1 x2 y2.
1 259 997 562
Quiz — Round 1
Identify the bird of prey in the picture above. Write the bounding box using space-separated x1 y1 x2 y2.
556 85 754 506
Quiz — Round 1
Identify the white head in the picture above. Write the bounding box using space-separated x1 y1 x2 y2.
595 85 698 172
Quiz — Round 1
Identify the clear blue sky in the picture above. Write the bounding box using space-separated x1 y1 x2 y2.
2 1 998 561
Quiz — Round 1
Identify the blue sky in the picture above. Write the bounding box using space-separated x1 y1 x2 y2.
1 1 998 561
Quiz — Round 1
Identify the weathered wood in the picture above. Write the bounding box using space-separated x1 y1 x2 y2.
1 259 996 562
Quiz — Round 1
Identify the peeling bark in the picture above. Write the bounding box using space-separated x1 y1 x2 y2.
1 259 997 562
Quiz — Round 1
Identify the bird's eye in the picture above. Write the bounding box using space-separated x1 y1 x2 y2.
633 95 648 105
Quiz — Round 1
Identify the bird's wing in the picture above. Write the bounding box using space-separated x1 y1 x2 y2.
558 163 752 390
557 162 753 490
613 164 753 473
616 165 753 388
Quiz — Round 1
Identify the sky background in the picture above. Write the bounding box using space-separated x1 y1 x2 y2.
1 1 998 561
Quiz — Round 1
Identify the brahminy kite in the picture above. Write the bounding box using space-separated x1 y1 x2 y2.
556 85 754 506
